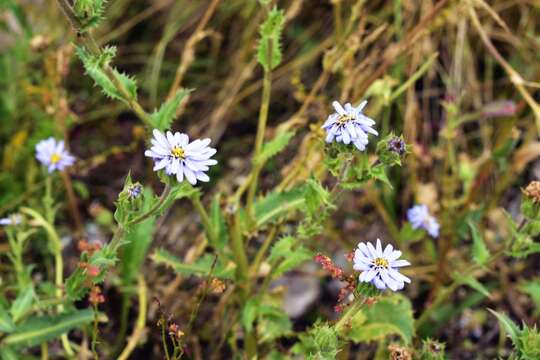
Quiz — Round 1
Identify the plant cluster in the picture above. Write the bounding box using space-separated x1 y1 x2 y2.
2 0 540 359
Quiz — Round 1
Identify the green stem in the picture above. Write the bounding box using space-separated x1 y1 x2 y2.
415 249 505 329
246 62 273 224
127 184 171 226
334 298 365 333
55 0 152 126
249 225 278 276
190 195 213 243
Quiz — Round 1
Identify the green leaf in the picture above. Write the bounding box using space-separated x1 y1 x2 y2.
520 279 540 315
2 309 94 347
274 247 312 277
304 178 332 218
0 303 14 333
399 223 425 243
344 294 414 344
468 221 489 266
268 236 312 277
9 287 34 323
488 309 521 347
242 298 259 332
73 0 107 30
120 187 156 285
458 274 491 298
209 194 228 250
149 88 192 131
76 46 138 106
268 236 295 264
253 187 305 227
293 323 341 360
253 131 294 165
368 164 392 188
151 249 235 279
257 7 285 71
0 347 18 360
256 305 292 343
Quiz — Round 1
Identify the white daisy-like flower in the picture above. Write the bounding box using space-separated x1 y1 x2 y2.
0 214 22 226
407 204 440 238
322 100 378 151
35 137 76 173
353 238 411 291
144 129 217 185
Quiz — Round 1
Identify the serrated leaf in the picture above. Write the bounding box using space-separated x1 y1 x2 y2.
368 164 393 188
149 88 192 131
1 309 94 347
151 249 235 279
268 236 295 263
253 187 305 227
273 247 312 277
76 46 138 105
468 221 489 265
256 305 292 343
344 294 414 344
268 236 312 277
304 178 332 218
253 131 294 165
488 309 521 347
257 7 285 71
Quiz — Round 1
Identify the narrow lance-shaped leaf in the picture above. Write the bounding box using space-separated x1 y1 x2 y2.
253 131 294 165
149 88 192 131
468 221 490 266
488 309 521 348
1 309 94 347
152 249 235 280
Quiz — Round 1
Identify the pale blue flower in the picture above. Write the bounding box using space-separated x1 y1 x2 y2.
407 204 440 238
145 129 217 185
0 214 22 226
353 238 411 291
127 184 142 199
322 100 378 151
35 137 76 173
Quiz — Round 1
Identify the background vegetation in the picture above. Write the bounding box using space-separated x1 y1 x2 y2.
2 0 540 359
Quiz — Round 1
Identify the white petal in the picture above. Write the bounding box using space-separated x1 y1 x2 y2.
366 242 378 258
388 268 411 283
355 100 368 111
375 239 383 256
387 250 402 262
390 259 410 268
332 101 346 115
195 171 210 182
357 243 371 259
184 168 197 185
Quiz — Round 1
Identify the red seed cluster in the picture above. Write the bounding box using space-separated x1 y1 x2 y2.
314 254 344 279
89 286 105 305
78 239 102 255
315 253 359 312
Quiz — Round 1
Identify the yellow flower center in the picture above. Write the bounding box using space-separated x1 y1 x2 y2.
337 114 354 125
50 153 62 164
170 146 185 159
373 257 389 268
